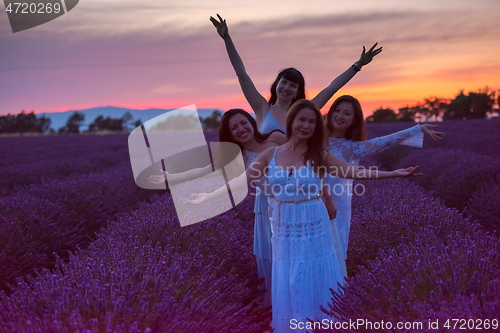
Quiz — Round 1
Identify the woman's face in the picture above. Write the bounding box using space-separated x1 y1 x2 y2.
228 113 254 144
291 108 317 140
276 77 299 102
329 101 355 131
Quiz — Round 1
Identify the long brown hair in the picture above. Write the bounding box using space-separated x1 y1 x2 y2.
285 99 326 174
326 95 366 141
214 109 283 169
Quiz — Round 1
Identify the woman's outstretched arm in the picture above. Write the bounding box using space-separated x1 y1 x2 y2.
210 14 269 121
185 147 273 204
324 151 420 180
148 164 213 185
353 124 445 158
311 43 382 110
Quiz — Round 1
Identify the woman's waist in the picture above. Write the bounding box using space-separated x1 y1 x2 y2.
273 194 321 203
269 181 322 198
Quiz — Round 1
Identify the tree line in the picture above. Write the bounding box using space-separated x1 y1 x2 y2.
367 87 499 123
1 87 498 134
0 110 223 135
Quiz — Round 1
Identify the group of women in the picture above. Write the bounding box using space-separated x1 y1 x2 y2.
149 14 444 333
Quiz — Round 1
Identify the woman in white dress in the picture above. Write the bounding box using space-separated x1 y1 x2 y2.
323 95 445 278
186 99 420 332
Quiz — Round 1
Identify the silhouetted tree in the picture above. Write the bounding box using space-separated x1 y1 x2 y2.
0 111 51 134
397 106 417 122
37 115 52 133
0 114 17 133
202 110 222 130
88 115 125 132
121 112 134 131
444 88 495 120
469 89 495 119
87 112 138 132
421 97 450 121
366 108 397 123
59 112 85 134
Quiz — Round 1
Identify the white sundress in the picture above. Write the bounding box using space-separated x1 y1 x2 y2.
267 147 343 332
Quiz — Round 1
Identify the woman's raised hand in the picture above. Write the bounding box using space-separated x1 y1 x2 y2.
421 124 445 141
357 43 383 67
210 14 229 39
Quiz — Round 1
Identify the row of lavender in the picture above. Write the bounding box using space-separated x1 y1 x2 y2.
1 122 498 330
0 135 162 292
0 135 131 197
312 179 500 332
365 119 500 158
364 119 500 233
1 179 497 331
0 191 271 332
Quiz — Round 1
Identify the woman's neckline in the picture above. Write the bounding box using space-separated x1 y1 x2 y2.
269 104 287 131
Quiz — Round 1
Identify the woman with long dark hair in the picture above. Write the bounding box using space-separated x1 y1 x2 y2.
210 14 382 134
324 95 444 277
186 99 420 332
149 108 285 305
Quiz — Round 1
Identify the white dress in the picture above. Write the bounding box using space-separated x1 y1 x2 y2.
324 124 424 278
243 148 272 307
268 147 343 332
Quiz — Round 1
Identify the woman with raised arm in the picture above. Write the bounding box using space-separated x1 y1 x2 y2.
186 100 420 332
324 95 445 278
210 14 382 133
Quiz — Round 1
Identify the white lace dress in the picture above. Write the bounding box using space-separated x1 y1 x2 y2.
324 124 424 277
268 147 343 332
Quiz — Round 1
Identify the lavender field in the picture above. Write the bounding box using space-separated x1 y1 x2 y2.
0 120 499 332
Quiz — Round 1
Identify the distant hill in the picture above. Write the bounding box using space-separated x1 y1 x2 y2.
37 106 222 131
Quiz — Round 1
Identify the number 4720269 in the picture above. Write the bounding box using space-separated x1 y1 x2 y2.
5 2 62 14
444 319 498 330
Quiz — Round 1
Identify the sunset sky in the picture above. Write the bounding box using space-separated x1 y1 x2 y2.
1 0 500 117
